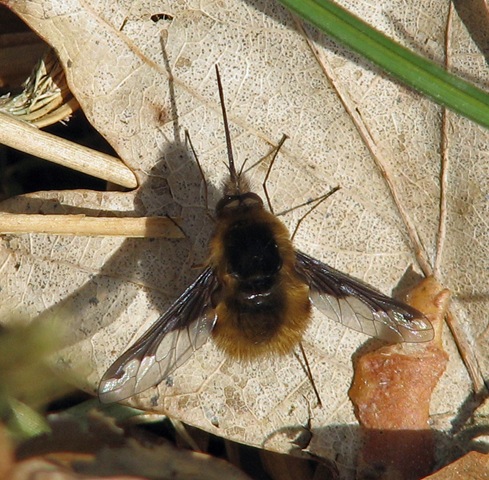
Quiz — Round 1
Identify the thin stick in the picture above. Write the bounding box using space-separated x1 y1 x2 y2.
0 112 138 189
0 213 183 238
434 8 452 278
434 110 449 278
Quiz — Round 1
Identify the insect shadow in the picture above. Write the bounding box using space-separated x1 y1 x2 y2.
26 68 220 393
27 134 212 366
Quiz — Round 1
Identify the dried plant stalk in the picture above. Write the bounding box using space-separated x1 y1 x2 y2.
0 112 137 188
0 213 183 238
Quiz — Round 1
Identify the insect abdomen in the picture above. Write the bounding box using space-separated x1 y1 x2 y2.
212 277 311 360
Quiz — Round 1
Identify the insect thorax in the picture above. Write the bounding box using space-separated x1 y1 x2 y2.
209 197 311 359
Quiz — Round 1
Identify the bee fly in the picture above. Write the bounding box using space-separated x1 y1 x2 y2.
98 66 434 404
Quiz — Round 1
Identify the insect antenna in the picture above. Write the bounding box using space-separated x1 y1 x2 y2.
215 65 240 193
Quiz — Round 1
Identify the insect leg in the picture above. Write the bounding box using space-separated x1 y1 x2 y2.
294 342 323 408
289 186 340 242
261 134 289 214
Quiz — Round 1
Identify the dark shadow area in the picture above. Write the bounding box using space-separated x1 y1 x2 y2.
0 48 220 395
0 5 50 95
10 121 218 351
265 416 489 480
16 410 337 480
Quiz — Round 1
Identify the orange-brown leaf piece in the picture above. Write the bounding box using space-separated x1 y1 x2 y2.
0 424 15 478
424 451 489 479
349 276 450 479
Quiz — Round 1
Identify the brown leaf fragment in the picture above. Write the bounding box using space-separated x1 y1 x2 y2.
8 454 139 480
0 424 15 479
425 450 489 480
15 410 252 480
259 449 328 480
79 438 253 480
349 277 450 479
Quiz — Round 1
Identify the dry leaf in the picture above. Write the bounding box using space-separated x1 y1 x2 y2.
11 411 252 480
0 0 488 476
425 451 489 480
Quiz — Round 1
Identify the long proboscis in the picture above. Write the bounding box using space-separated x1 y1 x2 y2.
215 65 240 193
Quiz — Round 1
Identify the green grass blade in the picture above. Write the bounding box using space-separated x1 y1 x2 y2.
279 0 489 128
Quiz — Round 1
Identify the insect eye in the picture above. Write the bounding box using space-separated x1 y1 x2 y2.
216 193 263 216
219 197 240 210
241 192 262 207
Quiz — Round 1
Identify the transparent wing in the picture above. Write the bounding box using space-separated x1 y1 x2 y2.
295 251 433 343
99 267 218 403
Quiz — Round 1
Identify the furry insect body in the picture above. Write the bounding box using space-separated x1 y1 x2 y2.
98 67 434 404
209 189 311 360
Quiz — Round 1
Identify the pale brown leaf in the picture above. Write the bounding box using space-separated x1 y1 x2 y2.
1 0 487 476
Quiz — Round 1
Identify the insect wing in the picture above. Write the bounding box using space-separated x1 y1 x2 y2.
99 267 218 403
295 251 433 343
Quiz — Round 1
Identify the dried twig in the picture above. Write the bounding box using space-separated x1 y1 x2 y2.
0 213 183 238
